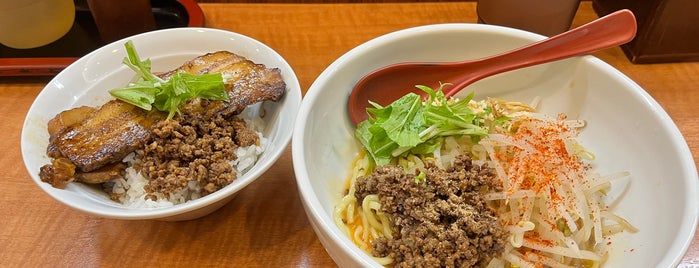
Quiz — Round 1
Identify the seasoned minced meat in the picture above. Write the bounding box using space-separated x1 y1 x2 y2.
354 154 507 268
135 114 258 198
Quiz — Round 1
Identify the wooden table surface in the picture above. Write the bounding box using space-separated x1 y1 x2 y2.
1 2 698 267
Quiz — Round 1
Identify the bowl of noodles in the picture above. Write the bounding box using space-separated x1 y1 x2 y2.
292 23 699 267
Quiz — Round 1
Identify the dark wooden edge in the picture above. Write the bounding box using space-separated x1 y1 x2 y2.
0 0 205 77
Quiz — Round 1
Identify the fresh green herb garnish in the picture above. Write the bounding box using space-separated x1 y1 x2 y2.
109 40 229 119
414 171 427 184
483 104 510 126
355 83 488 166
492 114 510 126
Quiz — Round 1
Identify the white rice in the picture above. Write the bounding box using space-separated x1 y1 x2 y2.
106 106 268 208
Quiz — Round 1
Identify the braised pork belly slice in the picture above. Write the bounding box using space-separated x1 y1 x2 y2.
40 100 162 188
159 51 286 119
51 100 162 173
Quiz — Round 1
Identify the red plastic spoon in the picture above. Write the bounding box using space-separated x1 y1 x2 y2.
348 9 636 125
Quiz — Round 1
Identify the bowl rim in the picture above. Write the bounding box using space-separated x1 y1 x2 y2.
293 22 699 267
22 27 302 220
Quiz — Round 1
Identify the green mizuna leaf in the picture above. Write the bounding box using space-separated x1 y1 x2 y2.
354 83 488 166
108 41 229 120
108 81 157 110
121 40 162 84
379 93 425 148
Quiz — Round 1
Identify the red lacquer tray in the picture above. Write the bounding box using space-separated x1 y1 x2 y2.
0 0 204 77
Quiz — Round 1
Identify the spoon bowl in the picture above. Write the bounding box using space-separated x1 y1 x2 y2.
348 9 637 125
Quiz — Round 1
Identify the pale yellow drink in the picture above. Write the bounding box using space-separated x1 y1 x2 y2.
0 0 75 49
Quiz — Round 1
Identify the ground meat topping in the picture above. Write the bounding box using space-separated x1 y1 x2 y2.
354 154 507 268
136 114 259 198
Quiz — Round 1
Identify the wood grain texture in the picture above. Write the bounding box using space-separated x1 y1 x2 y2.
0 2 697 267
195 0 473 3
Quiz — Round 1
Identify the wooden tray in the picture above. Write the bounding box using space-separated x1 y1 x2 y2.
0 0 204 76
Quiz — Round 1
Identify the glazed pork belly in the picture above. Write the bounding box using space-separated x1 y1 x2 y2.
160 51 287 119
50 100 159 172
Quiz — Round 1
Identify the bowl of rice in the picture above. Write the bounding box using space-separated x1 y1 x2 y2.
292 23 699 267
21 28 301 221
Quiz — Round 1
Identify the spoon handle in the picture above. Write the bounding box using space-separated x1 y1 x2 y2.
445 9 637 97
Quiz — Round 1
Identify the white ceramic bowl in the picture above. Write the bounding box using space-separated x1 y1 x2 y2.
293 23 699 267
22 28 301 221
